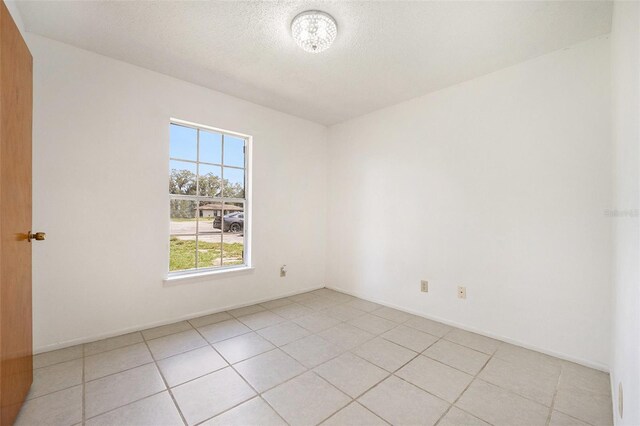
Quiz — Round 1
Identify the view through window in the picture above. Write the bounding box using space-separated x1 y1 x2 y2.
169 121 248 273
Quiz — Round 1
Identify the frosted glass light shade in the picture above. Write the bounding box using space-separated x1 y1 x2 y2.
291 11 337 53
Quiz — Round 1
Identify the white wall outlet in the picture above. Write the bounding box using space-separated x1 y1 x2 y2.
457 286 467 299
280 265 287 277
421 280 428 292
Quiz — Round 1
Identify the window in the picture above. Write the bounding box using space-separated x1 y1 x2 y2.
169 120 249 274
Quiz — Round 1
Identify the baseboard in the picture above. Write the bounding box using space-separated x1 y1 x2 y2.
34 284 325 354
327 285 610 372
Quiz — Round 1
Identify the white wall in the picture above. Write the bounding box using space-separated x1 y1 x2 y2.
28 35 327 352
4 0 25 35
327 36 612 369
610 1 640 424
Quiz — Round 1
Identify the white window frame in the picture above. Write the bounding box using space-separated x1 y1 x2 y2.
167 118 252 278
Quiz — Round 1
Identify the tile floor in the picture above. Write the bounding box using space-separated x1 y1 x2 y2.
16 288 614 426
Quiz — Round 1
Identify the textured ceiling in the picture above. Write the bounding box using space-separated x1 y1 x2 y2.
17 1 612 125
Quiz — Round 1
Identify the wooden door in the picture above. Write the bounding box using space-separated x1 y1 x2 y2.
0 1 33 424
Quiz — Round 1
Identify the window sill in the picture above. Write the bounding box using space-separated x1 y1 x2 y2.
163 266 254 285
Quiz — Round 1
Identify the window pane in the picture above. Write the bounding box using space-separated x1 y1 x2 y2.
199 164 222 197
169 236 196 272
223 167 245 198
170 124 197 161
197 237 222 269
222 203 244 266
224 135 245 167
200 130 222 164
170 160 197 195
170 200 197 235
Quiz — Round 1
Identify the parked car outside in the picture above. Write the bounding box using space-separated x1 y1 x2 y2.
213 212 244 233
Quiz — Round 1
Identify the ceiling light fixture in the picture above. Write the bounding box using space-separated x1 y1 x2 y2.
291 10 337 53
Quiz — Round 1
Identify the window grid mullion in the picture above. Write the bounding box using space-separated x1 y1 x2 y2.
170 121 248 274
168 157 244 171
221 133 225 266
195 128 200 269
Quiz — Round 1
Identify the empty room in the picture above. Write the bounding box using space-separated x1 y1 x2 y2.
0 0 637 425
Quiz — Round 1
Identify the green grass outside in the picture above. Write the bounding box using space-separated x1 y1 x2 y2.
170 237 243 271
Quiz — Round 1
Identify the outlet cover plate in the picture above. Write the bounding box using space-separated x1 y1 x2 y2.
457 286 466 299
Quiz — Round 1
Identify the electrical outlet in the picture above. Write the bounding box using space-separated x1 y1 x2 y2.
421 280 428 292
457 286 466 299
280 265 287 277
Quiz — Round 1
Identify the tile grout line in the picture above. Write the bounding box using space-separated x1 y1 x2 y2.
187 295 388 425
190 326 292 426
545 364 563 426
433 343 499 426
29 289 610 426
29 293 443 422
141 329 190 426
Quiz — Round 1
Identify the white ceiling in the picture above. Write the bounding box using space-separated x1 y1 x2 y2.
17 1 612 125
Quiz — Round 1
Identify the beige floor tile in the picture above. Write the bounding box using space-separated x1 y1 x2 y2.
85 391 183 426
212 332 275 364
238 311 286 330
456 380 549 426
314 353 388 398
555 388 613 426
172 367 256 425
263 372 351 426
352 338 416 372
554 362 613 426
381 324 439 352
270 303 315 320
141 321 192 340
281 335 344 368
444 329 500 354
548 410 591 426
29 359 83 399
493 342 561 370
292 313 342 333
560 362 611 394
321 304 367 322
188 311 232 328
311 288 335 297
358 375 449 426
478 357 559 406
260 297 294 310
371 306 414 323
85 342 153 381
235 349 306 392
346 299 382 313
228 304 266 318
348 314 397 335
33 345 83 369
438 407 490 426
299 296 341 310
198 318 251 343
423 339 489 376
15 385 82 426
323 403 387 425
397 355 473 403
318 323 375 350
288 292 321 302
323 292 355 304
404 316 452 337
157 346 228 387
257 322 310 346
85 363 166 418
84 332 144 357
203 397 286 426
147 329 207 360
